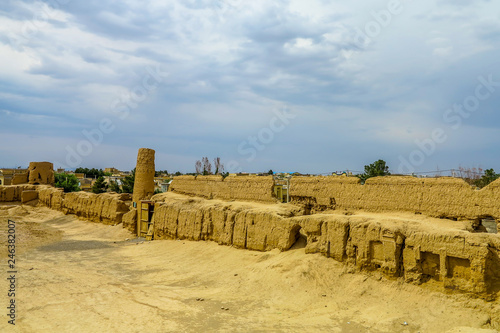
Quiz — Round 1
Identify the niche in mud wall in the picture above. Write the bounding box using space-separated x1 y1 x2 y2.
367 236 404 277
485 249 500 294
369 241 384 268
289 225 307 249
420 252 441 282
446 256 471 280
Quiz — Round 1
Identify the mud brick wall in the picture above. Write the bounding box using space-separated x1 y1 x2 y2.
151 193 296 251
169 175 500 220
169 175 275 203
289 176 500 220
37 186 130 224
151 192 500 297
0 185 39 202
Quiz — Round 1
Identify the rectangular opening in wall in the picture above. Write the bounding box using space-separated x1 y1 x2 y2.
421 252 440 280
447 256 471 280
370 241 385 262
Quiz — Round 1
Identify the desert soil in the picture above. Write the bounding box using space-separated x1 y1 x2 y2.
0 204 499 333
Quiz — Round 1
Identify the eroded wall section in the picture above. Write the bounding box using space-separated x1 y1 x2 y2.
37 187 131 224
0 185 38 202
152 192 500 297
151 192 296 251
290 176 500 220
169 175 275 203
169 175 500 220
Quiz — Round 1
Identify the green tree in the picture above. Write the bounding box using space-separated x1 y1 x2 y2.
91 176 108 194
75 167 107 178
474 168 499 188
55 173 81 192
155 170 168 177
121 169 135 194
268 169 274 175
109 180 121 193
358 159 390 183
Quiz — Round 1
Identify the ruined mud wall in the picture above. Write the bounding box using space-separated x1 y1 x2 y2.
37 187 131 224
169 175 500 220
11 172 29 185
2 162 55 186
297 213 500 296
151 193 296 251
151 192 500 297
0 185 39 202
28 162 55 185
132 148 155 204
169 175 275 202
290 176 500 220
0 184 131 225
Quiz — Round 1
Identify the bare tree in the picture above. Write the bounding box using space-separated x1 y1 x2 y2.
195 160 202 174
213 157 224 174
457 165 483 185
202 157 212 175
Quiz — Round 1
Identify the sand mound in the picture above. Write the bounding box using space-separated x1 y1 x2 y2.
7 205 29 216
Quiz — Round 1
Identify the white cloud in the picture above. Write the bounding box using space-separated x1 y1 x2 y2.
0 0 500 173
433 46 453 57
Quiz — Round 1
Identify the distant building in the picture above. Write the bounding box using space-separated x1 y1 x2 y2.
160 180 173 192
79 178 94 192
0 168 28 185
105 175 124 186
105 167 120 174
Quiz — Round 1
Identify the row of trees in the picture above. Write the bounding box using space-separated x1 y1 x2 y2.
422 165 499 188
195 157 224 175
458 167 499 188
99 169 135 194
54 169 136 194
74 167 110 178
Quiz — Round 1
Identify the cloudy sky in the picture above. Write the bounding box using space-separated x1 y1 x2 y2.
0 0 499 174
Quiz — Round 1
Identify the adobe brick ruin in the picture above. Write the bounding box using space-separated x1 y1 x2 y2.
160 174 500 297
119 148 156 233
7 162 55 186
132 148 155 204
1 156 499 298
28 162 55 185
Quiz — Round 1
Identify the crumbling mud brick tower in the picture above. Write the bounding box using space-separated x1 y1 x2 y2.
28 162 55 185
132 148 155 204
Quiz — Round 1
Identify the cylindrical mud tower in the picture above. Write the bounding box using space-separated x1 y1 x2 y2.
28 162 55 185
132 148 155 204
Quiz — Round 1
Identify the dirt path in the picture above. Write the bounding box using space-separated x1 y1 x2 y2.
0 206 499 332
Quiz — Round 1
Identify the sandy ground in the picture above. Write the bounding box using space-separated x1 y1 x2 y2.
0 205 499 333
